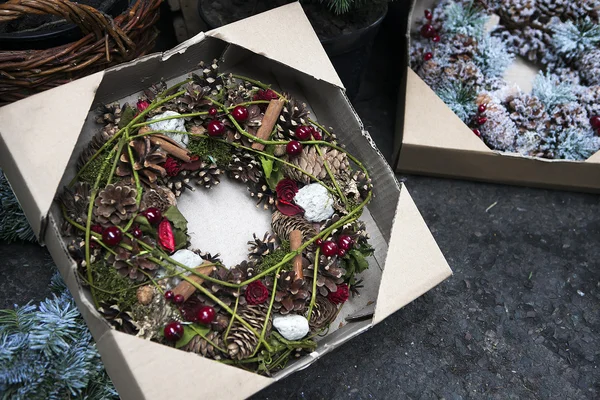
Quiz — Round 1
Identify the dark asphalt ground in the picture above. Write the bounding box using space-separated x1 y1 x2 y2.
2 6 599 399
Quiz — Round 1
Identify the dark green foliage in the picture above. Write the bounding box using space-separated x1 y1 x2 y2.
341 242 374 285
0 170 35 243
256 240 291 273
187 137 233 167
77 151 112 186
92 261 138 312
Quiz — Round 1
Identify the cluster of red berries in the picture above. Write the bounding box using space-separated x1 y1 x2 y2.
590 116 600 135
94 207 162 248
206 105 251 137
286 125 322 157
472 103 487 137
315 234 354 258
162 297 217 341
420 9 440 62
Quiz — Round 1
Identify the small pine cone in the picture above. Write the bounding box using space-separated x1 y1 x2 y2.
353 170 372 201
141 186 177 212
175 83 212 113
578 85 600 118
77 125 118 170
98 302 138 334
277 96 310 138
115 137 167 184
577 49 600 86
506 94 548 133
272 211 317 241
192 59 224 96
549 102 589 130
247 178 276 210
58 182 90 235
496 0 536 23
443 60 484 88
166 170 193 197
477 101 519 152
224 78 254 107
248 232 278 263
193 249 223 264
109 237 160 281
537 0 567 17
227 152 262 183
226 304 272 360
192 162 222 189
266 271 310 315
307 295 338 331
95 103 122 125
182 331 225 360
228 260 257 284
282 146 349 184
93 183 138 226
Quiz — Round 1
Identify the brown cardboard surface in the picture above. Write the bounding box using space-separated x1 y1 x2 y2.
396 0 600 192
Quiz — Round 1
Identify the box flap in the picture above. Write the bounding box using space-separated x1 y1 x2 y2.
374 184 452 324
0 72 104 240
97 330 272 400
404 68 491 153
206 2 343 89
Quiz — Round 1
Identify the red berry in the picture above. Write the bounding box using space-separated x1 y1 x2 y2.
424 9 433 20
311 128 322 141
472 128 481 137
131 225 143 239
423 52 433 61
432 35 441 43
164 290 174 301
321 240 339 257
286 140 303 156
590 115 600 129
102 226 122 246
295 126 312 141
315 238 323 246
197 306 216 325
142 207 162 225
420 24 436 39
208 107 218 116
137 100 150 112
207 120 225 136
337 248 346 257
231 106 249 122
173 294 184 304
477 117 488 125
337 234 354 251
478 104 487 114
163 321 184 342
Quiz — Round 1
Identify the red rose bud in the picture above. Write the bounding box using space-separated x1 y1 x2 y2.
328 283 349 304
275 178 299 202
164 157 182 177
245 280 269 305
253 89 278 101
158 219 175 253
137 99 150 112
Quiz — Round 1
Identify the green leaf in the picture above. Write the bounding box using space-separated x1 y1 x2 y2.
175 324 211 349
260 156 273 179
135 215 154 234
265 163 284 191
163 206 188 231
118 105 136 129
349 249 369 273
174 229 188 250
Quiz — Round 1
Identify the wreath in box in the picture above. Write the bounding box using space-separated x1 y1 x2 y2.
58 60 374 375
411 0 600 161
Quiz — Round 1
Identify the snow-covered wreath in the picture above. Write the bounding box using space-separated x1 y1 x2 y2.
57 60 374 375
411 0 600 160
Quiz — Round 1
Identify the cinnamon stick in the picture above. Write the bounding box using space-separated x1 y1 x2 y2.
172 262 216 302
290 229 303 280
251 97 285 151
149 135 191 162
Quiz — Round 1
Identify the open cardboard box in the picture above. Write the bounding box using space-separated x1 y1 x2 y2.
0 3 451 399
394 0 600 193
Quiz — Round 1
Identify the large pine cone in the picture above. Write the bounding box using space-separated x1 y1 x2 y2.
307 295 338 331
302 254 346 297
271 211 317 241
506 94 548 133
94 184 138 226
282 146 349 184
116 137 167 184
182 331 225 360
265 271 310 315
226 304 272 360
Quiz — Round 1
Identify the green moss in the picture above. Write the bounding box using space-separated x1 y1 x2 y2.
78 151 113 186
256 240 292 274
187 137 233 167
92 261 138 311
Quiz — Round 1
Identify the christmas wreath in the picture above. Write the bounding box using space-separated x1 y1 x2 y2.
411 0 600 161
57 60 374 375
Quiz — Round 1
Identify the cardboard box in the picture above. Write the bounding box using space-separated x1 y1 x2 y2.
394 0 600 193
0 3 451 398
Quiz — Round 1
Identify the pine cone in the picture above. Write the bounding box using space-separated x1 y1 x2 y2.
58 182 90 235
98 302 138 334
283 146 349 184
224 78 254 107
192 59 224 97
579 85 600 118
109 237 160 281
265 271 310 315
227 151 262 183
192 161 222 189
247 178 276 210
353 170 373 201
496 0 536 23
96 103 122 125
141 186 177 212
93 183 138 226
577 49 600 86
549 102 589 130
228 260 257 284
174 83 212 113
506 94 548 133
302 252 346 297
537 0 567 17
226 304 272 360
193 249 223 264
271 211 317 241
77 125 118 170
131 285 180 340
307 295 338 331
116 137 167 184
248 232 278 263
166 170 194 197
277 96 310 138
182 331 225 360
476 99 519 152
443 60 484 89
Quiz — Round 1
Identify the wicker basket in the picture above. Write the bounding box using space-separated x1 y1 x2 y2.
0 0 162 105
